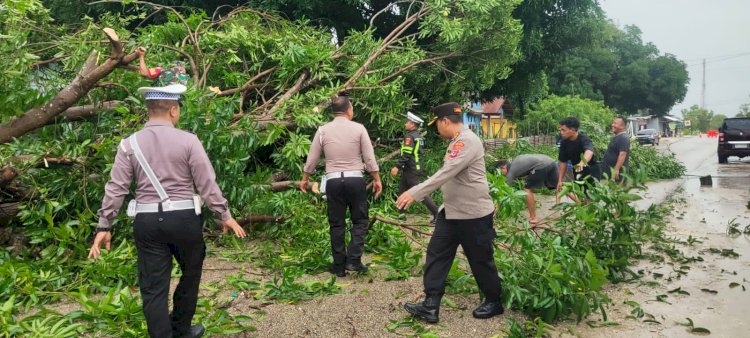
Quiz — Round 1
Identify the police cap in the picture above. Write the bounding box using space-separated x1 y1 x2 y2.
427 102 462 125
137 84 187 101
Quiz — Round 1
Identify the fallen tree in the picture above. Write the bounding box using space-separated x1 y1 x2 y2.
0 29 137 144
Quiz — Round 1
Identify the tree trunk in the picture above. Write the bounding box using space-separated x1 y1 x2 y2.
47 100 124 125
0 28 138 144
0 167 18 187
267 180 318 193
0 202 20 227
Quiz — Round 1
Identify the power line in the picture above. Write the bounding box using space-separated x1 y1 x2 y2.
685 51 750 62
686 51 750 66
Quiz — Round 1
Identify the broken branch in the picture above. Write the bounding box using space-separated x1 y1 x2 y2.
0 28 138 144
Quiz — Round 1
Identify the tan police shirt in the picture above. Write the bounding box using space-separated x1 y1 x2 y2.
407 126 494 219
303 116 379 174
97 120 232 229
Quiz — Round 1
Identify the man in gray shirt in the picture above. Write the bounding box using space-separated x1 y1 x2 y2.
396 102 503 323
497 154 559 224
602 116 630 182
89 84 246 338
301 95 382 277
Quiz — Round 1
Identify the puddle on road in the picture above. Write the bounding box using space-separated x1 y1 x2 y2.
707 161 750 190
564 168 750 337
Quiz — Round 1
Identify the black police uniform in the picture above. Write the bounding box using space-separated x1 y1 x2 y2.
396 129 439 217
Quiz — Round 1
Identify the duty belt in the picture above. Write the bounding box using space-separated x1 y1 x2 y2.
325 171 364 180
134 199 195 214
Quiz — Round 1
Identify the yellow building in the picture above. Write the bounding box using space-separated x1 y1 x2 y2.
481 117 517 139
469 98 517 139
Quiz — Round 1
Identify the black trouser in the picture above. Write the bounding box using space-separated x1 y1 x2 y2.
134 209 205 338
423 210 502 302
399 169 439 216
575 163 601 197
326 176 369 266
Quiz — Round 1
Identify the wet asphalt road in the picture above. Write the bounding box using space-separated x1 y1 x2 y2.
579 136 750 337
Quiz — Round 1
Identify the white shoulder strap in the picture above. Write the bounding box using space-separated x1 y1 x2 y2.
129 133 170 202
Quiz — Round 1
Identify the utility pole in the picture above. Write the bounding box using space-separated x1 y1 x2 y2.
701 58 706 109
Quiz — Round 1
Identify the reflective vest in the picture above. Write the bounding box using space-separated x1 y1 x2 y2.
399 130 424 171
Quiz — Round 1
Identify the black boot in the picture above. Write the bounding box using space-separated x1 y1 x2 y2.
404 296 441 323
472 300 504 319
327 264 346 277
174 324 205 338
345 261 369 273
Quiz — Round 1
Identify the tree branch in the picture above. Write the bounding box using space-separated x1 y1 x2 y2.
371 214 433 228
47 100 123 125
265 69 310 117
0 167 18 187
266 180 319 193
341 5 431 92
236 215 285 227
378 52 461 84
0 28 137 144
216 67 276 97
31 57 62 68
8 156 85 168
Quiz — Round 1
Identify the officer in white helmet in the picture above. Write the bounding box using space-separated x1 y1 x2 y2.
390 112 439 222
89 83 247 338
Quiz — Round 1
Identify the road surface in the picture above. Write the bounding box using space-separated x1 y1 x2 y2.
574 136 750 337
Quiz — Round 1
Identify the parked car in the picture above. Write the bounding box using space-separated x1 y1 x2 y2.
636 129 660 145
717 117 750 163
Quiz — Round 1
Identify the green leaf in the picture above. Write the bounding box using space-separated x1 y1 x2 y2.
689 327 711 334
668 287 690 295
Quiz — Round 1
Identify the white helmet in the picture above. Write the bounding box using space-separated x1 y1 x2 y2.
406 111 424 125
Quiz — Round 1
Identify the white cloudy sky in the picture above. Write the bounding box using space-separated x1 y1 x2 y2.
598 0 750 117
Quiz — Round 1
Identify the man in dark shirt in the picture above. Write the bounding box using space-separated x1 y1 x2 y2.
496 154 558 223
601 117 630 182
556 116 600 201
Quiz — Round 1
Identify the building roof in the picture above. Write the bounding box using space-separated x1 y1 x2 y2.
469 98 508 116
627 115 653 121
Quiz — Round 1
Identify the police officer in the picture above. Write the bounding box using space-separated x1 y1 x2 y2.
389 112 439 221
300 95 383 277
396 102 504 323
88 84 247 338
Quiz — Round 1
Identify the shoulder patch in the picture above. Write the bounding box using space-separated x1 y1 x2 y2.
446 141 465 160
404 137 412 146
